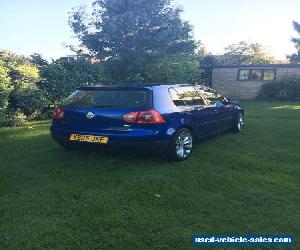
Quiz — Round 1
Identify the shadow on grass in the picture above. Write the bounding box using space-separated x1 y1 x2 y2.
61 143 169 165
1 121 240 170
1 131 168 169
0 118 253 170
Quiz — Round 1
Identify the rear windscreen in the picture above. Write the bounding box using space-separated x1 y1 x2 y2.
62 90 150 108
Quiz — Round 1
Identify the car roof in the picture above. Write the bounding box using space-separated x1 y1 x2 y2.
78 83 196 91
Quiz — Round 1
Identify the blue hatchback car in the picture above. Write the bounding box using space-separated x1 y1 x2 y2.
51 83 244 161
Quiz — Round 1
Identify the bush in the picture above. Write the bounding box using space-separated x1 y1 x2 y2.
0 60 11 113
9 86 48 118
258 77 300 101
2 110 28 127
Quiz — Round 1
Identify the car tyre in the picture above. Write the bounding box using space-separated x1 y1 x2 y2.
232 112 244 133
165 128 193 161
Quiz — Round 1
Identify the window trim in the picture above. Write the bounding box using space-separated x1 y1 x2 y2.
237 69 276 81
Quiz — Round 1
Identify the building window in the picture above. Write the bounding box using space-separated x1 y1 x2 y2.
251 70 263 80
263 70 275 80
237 69 275 81
238 70 250 80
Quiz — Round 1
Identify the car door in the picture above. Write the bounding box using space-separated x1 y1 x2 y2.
196 87 234 133
191 103 222 137
217 100 235 130
170 87 218 138
209 101 233 131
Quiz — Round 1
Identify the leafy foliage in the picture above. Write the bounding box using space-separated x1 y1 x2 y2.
69 0 197 82
40 58 106 105
288 21 300 63
28 53 49 68
199 54 220 86
3 109 28 127
220 41 275 65
144 54 200 83
0 50 45 126
258 77 300 101
0 50 113 126
0 1 284 127
0 60 11 114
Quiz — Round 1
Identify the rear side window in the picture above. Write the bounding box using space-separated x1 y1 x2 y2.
169 86 205 106
63 90 150 108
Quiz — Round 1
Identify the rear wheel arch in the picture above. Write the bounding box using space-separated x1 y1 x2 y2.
179 124 198 141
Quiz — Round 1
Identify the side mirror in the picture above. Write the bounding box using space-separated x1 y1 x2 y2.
229 99 240 106
213 101 225 107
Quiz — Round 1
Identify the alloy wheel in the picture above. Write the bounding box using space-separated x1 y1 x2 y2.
237 113 244 131
175 130 193 159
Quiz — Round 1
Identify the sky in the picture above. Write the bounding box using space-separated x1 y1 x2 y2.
0 0 300 60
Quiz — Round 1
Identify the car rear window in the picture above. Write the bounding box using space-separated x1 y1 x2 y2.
63 90 150 108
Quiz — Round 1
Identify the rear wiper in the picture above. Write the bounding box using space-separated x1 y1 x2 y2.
93 105 140 108
93 105 118 108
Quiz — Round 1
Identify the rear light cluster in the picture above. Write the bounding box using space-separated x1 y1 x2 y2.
53 107 64 120
123 110 165 124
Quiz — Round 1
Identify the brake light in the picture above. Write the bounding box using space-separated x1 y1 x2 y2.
53 107 64 120
124 112 139 123
123 110 165 124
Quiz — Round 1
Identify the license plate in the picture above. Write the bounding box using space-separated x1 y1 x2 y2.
69 134 109 144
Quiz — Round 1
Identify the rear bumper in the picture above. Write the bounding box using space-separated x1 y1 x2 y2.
50 126 170 153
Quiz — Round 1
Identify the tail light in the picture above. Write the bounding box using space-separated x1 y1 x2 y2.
123 110 165 124
53 107 64 120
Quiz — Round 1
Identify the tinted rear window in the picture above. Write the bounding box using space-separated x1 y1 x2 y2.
63 90 150 108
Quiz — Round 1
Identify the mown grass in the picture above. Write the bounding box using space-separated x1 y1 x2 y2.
0 101 299 250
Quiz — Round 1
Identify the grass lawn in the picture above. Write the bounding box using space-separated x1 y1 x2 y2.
0 101 299 249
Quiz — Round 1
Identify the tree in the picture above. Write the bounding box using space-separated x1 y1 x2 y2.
0 50 46 125
40 58 106 104
69 0 197 82
288 21 300 63
28 53 49 68
221 41 275 65
199 54 220 86
144 54 200 83
0 60 11 122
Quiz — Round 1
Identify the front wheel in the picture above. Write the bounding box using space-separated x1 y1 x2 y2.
165 128 193 161
232 112 244 132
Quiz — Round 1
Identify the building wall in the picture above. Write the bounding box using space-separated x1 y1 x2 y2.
212 66 300 100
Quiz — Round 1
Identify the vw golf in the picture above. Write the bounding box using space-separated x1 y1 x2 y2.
50 84 244 161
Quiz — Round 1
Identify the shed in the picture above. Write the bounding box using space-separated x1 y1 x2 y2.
212 64 300 99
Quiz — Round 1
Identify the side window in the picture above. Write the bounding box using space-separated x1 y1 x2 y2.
198 88 227 105
169 87 205 106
